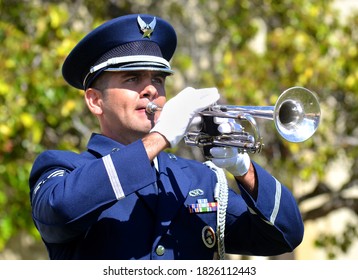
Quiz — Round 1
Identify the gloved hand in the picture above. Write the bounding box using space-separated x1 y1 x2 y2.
210 146 251 177
150 87 220 147
209 118 251 176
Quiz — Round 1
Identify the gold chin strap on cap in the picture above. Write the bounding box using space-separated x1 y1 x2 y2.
204 161 228 260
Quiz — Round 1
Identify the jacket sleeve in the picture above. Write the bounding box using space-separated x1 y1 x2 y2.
29 140 156 243
224 161 304 256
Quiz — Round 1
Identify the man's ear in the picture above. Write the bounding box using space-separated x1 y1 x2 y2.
85 88 103 115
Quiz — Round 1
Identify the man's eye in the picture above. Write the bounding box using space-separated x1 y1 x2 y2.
152 77 164 84
126 77 138 82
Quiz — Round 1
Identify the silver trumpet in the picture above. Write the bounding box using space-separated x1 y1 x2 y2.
146 86 321 153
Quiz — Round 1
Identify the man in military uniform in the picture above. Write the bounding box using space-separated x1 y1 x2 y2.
29 14 304 259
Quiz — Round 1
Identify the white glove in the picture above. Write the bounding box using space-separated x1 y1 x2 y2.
151 87 220 147
210 146 251 176
209 118 250 176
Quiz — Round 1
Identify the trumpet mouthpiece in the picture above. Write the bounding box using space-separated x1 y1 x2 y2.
146 102 162 114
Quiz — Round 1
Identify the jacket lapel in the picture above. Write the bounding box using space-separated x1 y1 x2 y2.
155 153 192 231
136 164 159 214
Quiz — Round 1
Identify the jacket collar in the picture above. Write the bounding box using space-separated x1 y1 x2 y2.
87 133 125 157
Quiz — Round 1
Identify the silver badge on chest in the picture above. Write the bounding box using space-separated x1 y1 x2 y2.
189 188 204 197
202 226 216 248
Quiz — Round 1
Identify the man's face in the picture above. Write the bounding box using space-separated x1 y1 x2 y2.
86 70 167 144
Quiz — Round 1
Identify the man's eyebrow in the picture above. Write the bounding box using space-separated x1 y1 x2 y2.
120 71 140 77
153 72 170 78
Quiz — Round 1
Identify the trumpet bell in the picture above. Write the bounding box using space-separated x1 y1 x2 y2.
274 87 320 143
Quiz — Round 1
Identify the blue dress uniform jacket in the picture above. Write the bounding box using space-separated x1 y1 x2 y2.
29 133 304 260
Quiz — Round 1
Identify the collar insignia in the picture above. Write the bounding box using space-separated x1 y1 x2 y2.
137 15 156 38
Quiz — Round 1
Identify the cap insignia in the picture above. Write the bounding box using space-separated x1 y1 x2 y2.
137 15 156 38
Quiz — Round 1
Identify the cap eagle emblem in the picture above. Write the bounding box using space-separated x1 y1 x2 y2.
137 15 157 38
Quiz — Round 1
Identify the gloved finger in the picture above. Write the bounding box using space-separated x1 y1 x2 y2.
213 117 231 124
210 146 238 158
217 120 243 134
188 115 203 130
217 122 234 134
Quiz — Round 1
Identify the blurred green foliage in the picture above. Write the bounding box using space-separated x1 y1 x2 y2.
0 0 357 258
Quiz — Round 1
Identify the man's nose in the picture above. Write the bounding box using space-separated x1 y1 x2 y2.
140 84 158 100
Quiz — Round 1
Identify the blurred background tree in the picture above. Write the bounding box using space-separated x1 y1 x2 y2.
0 0 357 259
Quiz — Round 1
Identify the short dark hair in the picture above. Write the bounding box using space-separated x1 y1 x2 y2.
90 72 111 92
